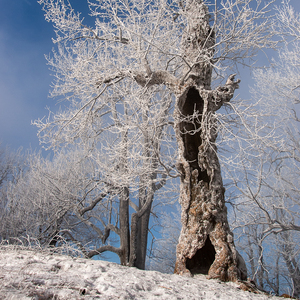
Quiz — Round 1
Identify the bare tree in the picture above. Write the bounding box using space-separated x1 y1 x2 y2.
2 148 169 264
0 144 22 187
34 0 275 276
171 0 273 281
2 151 73 244
0 145 24 241
223 0 300 296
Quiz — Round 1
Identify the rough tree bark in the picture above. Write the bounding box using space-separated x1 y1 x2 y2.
173 0 247 281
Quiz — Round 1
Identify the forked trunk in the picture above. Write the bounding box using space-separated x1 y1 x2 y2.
129 187 154 269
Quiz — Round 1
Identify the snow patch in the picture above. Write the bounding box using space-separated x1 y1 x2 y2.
0 247 285 300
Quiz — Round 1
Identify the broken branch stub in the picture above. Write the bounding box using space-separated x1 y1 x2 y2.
174 0 246 282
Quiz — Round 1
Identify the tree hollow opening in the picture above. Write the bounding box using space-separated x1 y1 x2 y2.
186 235 216 275
179 87 210 184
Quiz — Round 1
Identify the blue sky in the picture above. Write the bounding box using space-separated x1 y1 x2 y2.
1 0 300 153
0 0 54 151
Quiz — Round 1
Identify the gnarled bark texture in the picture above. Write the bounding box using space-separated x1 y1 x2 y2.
173 0 247 281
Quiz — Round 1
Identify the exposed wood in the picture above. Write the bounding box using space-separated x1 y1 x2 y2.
173 0 246 281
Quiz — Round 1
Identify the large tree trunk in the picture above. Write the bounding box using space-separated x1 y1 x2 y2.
173 84 246 281
174 0 246 281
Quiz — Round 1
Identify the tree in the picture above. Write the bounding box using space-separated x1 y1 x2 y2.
36 0 180 269
34 0 275 276
1 151 70 244
223 0 300 295
0 145 24 241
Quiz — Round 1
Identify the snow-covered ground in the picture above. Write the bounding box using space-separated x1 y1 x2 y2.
0 246 288 300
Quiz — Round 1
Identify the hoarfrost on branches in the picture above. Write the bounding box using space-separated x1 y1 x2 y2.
31 0 276 275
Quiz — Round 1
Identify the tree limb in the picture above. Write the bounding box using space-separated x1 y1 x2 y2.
87 245 123 258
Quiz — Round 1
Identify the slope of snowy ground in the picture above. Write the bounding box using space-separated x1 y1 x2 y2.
0 246 288 300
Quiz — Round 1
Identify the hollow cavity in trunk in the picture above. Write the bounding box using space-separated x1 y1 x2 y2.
186 236 216 275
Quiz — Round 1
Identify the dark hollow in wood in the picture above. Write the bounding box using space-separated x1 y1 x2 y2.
179 87 209 184
186 235 216 275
